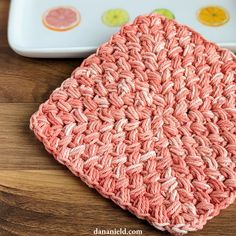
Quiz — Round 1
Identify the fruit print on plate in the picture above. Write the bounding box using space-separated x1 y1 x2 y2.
102 9 129 27
8 0 236 58
197 5 230 27
42 6 80 31
152 8 175 20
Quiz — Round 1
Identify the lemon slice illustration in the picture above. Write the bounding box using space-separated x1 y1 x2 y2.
197 6 229 27
102 9 129 27
153 8 175 20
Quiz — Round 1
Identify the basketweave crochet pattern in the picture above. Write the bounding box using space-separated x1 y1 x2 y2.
30 14 236 235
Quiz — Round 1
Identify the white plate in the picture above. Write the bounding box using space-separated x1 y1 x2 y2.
8 0 236 58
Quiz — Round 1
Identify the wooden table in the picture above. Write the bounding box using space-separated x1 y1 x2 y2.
0 1 236 235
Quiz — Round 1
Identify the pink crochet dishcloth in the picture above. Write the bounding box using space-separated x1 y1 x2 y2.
30 14 236 235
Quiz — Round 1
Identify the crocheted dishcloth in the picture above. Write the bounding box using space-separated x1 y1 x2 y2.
30 14 236 235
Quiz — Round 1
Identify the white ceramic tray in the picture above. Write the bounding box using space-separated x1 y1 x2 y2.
8 0 236 58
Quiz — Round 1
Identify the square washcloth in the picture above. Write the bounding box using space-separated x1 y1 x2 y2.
30 14 236 235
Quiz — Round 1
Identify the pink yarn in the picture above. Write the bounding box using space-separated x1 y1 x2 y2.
30 14 236 235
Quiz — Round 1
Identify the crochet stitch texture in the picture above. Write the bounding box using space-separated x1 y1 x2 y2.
30 14 236 235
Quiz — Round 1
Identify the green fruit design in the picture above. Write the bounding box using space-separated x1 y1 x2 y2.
102 9 129 27
153 8 175 20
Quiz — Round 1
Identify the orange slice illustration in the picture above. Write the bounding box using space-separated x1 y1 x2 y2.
42 6 81 31
197 6 229 27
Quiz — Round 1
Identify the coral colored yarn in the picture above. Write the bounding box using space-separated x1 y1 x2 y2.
30 14 236 235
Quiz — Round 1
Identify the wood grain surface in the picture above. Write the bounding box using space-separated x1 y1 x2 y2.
0 1 236 235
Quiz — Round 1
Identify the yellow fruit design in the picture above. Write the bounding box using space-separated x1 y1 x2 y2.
102 9 129 27
197 6 229 27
